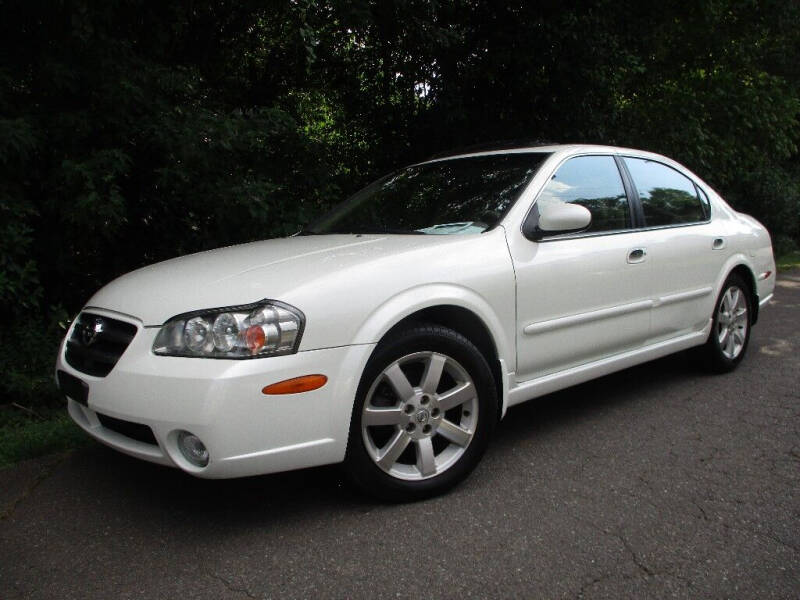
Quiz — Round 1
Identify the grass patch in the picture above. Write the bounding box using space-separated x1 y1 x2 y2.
777 251 800 271
0 405 90 468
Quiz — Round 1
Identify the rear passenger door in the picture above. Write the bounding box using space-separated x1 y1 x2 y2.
621 157 724 342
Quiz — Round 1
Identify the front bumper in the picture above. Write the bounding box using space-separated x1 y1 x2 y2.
57 308 375 478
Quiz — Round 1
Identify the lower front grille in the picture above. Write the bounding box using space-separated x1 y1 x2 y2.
57 370 89 406
65 312 138 377
96 413 158 446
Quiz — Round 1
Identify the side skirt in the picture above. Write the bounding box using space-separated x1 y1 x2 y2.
507 320 712 407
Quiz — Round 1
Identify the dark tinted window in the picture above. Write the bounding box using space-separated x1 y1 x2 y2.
308 153 548 235
625 158 706 226
697 185 712 219
537 155 630 232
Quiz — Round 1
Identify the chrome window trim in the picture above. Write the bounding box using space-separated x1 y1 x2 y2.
537 219 713 242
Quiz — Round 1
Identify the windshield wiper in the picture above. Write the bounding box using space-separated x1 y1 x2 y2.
296 227 426 236
376 228 426 235
325 227 425 235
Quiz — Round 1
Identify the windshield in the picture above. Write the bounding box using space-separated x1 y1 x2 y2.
306 152 550 235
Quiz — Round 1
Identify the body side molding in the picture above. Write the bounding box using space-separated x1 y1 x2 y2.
523 299 652 335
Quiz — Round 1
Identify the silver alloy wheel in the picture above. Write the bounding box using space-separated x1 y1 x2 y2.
717 285 748 360
361 351 478 481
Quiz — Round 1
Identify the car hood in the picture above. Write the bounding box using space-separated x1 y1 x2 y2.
86 234 474 326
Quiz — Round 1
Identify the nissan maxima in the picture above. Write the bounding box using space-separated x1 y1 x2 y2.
56 144 776 500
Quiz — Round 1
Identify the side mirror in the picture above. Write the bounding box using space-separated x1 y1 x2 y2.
523 202 592 240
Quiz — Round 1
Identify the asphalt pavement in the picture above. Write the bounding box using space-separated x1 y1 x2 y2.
1 270 798 599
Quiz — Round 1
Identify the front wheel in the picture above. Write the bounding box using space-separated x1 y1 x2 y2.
345 324 497 501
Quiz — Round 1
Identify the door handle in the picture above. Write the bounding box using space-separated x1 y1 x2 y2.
627 248 647 264
712 238 726 250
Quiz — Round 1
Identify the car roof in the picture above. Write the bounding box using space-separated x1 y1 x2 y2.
424 143 655 162
420 144 695 180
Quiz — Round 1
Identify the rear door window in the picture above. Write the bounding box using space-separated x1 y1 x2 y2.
696 185 712 219
624 158 707 226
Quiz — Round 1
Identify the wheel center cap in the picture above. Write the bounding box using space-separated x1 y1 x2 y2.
415 409 430 424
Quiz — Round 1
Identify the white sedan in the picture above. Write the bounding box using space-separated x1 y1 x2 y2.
56 144 775 500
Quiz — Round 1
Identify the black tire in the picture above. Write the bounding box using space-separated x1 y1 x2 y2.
344 323 497 502
702 273 753 373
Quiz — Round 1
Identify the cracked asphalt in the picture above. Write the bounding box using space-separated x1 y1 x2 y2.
2 270 798 599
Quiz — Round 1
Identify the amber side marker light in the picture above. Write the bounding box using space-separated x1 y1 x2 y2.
262 374 328 395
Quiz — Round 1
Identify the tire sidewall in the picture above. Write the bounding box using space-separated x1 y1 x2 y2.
345 324 497 501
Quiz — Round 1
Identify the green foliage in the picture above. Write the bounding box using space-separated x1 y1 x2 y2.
777 251 800 271
0 0 798 417
0 406 91 468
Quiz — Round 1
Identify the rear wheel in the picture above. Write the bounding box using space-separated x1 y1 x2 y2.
345 324 497 501
703 273 752 373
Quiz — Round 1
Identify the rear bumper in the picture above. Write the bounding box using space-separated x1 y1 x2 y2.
57 309 375 478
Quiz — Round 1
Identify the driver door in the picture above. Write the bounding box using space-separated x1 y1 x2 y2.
508 154 653 381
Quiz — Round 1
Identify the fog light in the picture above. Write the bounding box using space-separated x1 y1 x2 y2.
177 430 209 467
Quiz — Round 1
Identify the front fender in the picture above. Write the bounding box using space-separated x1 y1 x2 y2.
351 283 514 365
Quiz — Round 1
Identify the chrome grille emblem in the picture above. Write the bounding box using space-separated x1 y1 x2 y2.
82 317 105 346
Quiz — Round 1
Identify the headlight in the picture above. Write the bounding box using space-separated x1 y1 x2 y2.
152 300 305 359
